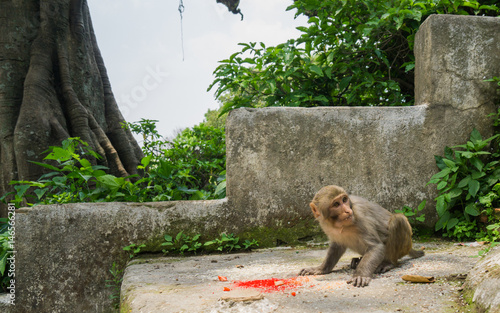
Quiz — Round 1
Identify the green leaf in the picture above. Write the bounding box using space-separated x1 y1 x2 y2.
417 200 427 212
471 171 486 180
309 65 323 77
446 218 459 230
28 161 61 172
437 181 448 190
140 155 153 168
465 203 480 216
430 168 451 180
471 158 484 171
448 188 462 198
436 195 446 216
96 175 122 190
470 128 482 143
14 184 30 197
468 180 480 197
79 158 92 168
404 63 415 72
44 146 73 162
34 188 48 200
458 176 471 188
435 211 450 231
339 76 352 91
443 159 456 168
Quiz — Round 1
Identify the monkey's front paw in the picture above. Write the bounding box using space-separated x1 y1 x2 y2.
298 267 325 276
347 276 371 287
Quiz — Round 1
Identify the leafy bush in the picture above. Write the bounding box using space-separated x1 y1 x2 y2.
209 0 499 115
395 200 426 226
105 262 124 310
1 119 226 206
158 232 259 255
125 119 226 201
427 129 500 240
0 137 132 206
0 218 12 291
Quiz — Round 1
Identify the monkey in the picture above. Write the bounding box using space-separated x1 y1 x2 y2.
298 185 424 287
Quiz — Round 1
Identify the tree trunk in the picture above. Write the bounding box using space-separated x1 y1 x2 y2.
0 0 144 217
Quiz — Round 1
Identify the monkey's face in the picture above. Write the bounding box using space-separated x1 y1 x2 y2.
327 193 354 228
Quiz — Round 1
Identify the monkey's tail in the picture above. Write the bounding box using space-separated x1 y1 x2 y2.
409 247 425 259
386 213 416 263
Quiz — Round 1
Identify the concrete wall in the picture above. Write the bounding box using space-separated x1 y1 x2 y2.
11 15 500 313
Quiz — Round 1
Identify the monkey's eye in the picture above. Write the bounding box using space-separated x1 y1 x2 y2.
342 196 348 203
332 202 340 208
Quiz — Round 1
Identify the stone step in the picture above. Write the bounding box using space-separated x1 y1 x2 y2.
120 241 487 312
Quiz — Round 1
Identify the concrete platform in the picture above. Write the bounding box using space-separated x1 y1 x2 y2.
121 241 490 313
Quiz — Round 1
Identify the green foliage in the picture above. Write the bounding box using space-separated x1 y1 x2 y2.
160 232 259 255
209 0 499 115
487 77 500 127
1 119 227 205
427 129 500 240
1 137 136 206
395 200 426 226
204 233 241 252
162 124 226 198
105 262 124 310
126 119 227 201
122 118 167 159
123 243 146 259
0 218 12 291
202 105 228 130
161 232 203 255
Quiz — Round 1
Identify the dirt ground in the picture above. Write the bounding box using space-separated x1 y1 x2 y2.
120 240 488 313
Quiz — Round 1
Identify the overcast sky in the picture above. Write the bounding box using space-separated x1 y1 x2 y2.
87 0 308 139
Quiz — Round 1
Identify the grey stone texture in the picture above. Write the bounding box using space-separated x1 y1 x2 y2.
119 241 490 313
14 201 228 313
463 248 500 312
9 14 500 313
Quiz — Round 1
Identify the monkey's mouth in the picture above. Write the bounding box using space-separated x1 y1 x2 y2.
344 215 353 221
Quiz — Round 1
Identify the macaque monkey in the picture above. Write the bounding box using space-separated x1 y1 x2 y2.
299 185 424 287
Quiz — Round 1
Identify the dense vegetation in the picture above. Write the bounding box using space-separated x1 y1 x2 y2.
209 0 499 114
426 77 500 250
0 119 226 207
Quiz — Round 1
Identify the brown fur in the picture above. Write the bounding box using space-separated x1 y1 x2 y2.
299 185 424 287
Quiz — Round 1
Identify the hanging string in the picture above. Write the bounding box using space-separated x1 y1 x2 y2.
178 0 185 61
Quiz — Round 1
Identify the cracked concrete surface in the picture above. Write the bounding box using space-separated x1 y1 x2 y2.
121 241 499 313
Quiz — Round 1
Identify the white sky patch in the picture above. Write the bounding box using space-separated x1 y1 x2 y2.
88 0 307 139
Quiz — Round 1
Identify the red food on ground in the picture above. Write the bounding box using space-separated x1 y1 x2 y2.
223 287 231 291
218 276 228 281
232 277 304 293
291 292 296 296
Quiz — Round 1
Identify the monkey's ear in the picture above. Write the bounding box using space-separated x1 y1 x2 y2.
310 202 321 219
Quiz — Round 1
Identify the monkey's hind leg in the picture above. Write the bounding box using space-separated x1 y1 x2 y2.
351 257 393 273
374 261 395 273
386 213 415 263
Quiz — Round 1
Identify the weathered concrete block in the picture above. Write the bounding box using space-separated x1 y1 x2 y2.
415 14 500 109
463 247 500 312
14 200 228 313
226 106 432 222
